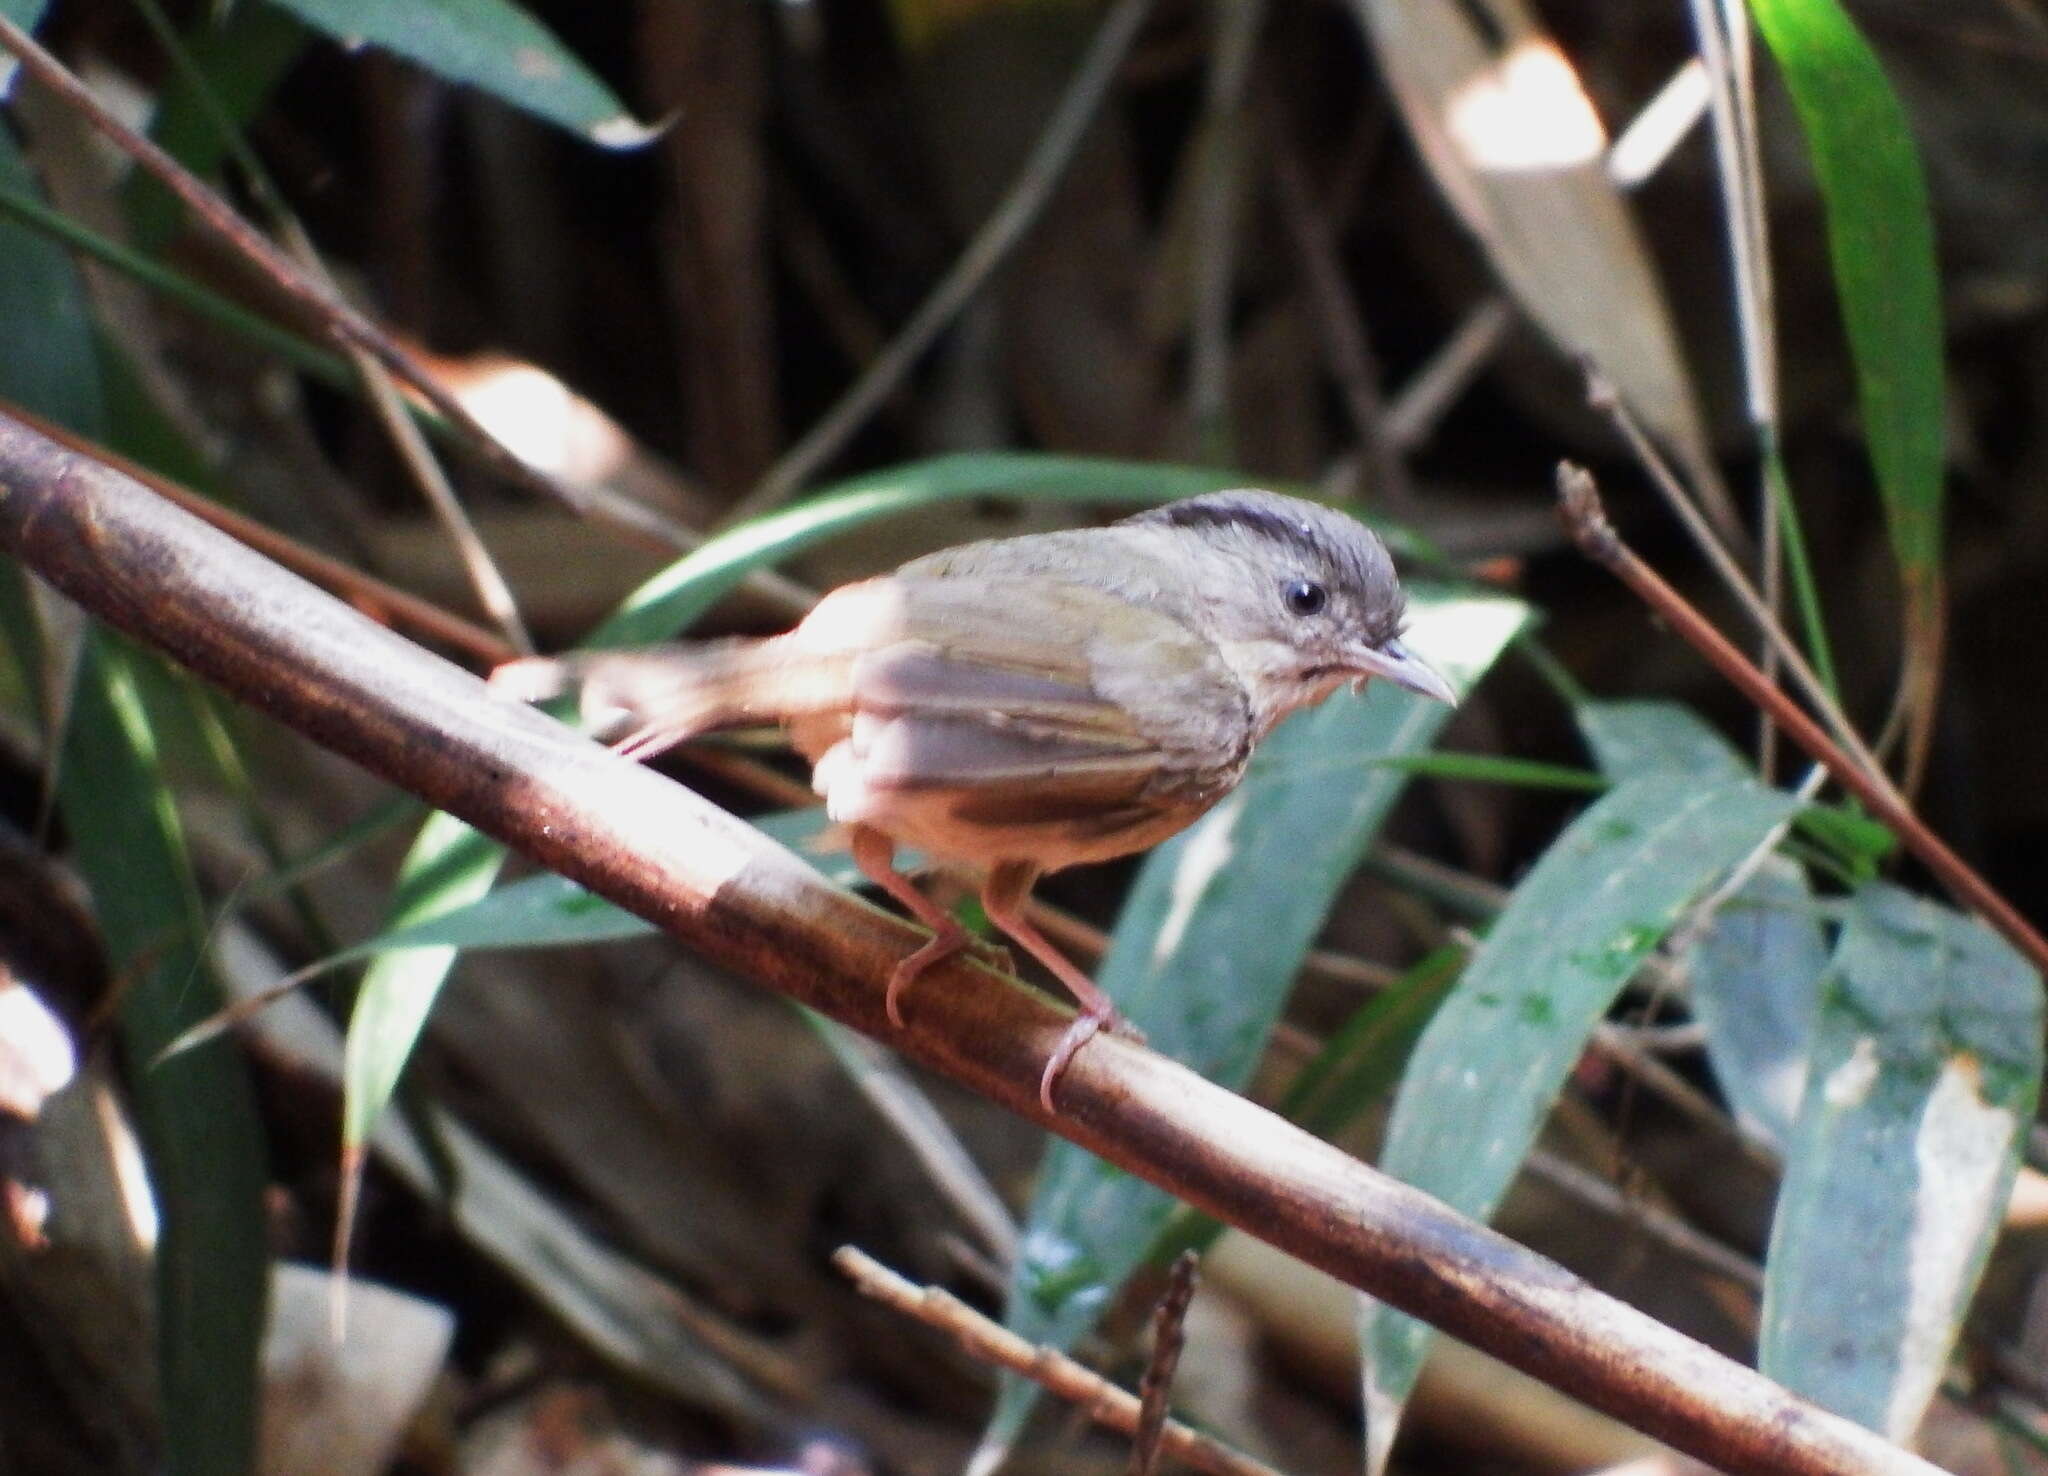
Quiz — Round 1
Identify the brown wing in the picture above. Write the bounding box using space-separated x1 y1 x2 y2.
793 576 1253 866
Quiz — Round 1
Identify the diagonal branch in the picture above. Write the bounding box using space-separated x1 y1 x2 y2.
0 409 1943 1476
1557 461 2048 976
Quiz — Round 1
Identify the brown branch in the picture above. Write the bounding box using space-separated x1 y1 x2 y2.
0 411 1945 1476
0 399 514 668
832 1247 1278 1476
1557 461 2048 977
1130 1250 1201 1476
0 13 697 555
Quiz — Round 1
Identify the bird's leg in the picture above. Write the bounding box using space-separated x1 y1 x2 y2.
980 861 1141 1112
849 825 990 1027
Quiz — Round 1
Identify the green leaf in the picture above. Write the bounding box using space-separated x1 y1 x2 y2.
311 808 859 963
1747 0 1945 600
0 555 40 720
1760 882 2041 1439
64 634 268 1476
994 586 1530 1444
1364 752 1606 793
1358 772 1799 1473
0 125 107 434
1282 945 1465 1138
1577 699 1747 784
341 813 507 1152
126 3 311 251
1686 855 1830 1149
260 0 656 146
593 453 1263 648
1792 801 1897 876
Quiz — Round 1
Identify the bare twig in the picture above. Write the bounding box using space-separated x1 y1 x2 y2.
0 12 697 554
279 221 535 655
833 1247 1277 1476
0 409 1948 1476
725 0 1157 521
1586 380 1896 784
1131 1251 1203 1476
806 1025 1018 1267
1271 137 1412 505
1558 461 2048 976
1524 1149 1763 1293
1382 296 1513 452
1186 0 1264 456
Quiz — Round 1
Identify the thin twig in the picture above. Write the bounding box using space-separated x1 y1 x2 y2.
1590 1021 1779 1172
807 1024 1019 1267
1271 133 1413 506
1382 296 1513 452
123 0 539 656
1186 0 1263 458
725 0 1157 521
1688 0 1789 774
0 413 1951 1475
1587 378 1893 788
279 219 534 654
0 12 697 553
1130 1251 1202 1476
1524 1148 1763 1293
833 1247 1281 1476
1557 462 2048 976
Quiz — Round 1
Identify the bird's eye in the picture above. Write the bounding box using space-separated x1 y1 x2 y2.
1283 579 1328 617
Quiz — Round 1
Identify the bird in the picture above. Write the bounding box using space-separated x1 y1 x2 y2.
506 489 1453 1111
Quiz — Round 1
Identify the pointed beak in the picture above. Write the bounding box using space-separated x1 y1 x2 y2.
1347 639 1458 705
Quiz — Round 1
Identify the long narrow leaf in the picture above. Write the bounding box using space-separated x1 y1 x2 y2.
595 453 1260 648
0 127 105 433
1747 0 1946 769
992 588 1529 1446
1746 0 1944 604
341 814 507 1156
1760 882 2040 1439
65 634 268 1476
262 0 656 147
1358 771 1797 1473
1687 854 1829 1148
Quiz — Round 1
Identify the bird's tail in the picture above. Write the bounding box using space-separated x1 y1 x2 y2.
490 638 846 761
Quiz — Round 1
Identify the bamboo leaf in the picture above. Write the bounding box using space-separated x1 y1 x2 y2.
341 813 507 1156
65 634 268 1476
260 0 657 146
1349 0 1721 507
1687 854 1830 1149
1760 882 2040 1439
0 126 106 434
1358 771 1798 1473
1747 0 1945 604
594 453 1263 648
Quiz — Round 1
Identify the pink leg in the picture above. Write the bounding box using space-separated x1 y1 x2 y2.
980 861 1138 1112
849 826 973 1028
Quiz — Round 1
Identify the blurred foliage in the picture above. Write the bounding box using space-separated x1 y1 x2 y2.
0 1 2042 1474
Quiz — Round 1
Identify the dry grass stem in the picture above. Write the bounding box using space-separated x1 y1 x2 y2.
832 1246 1281 1476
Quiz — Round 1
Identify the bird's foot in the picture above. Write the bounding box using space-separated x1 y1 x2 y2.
883 928 1012 1027
1038 1002 1137 1114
